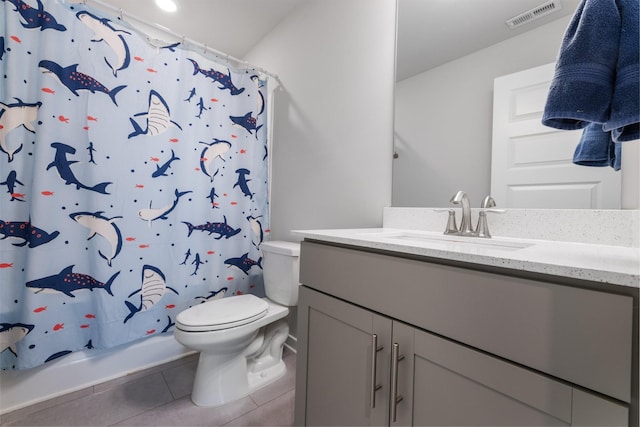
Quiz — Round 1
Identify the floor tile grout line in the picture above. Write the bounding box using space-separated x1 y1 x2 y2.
249 382 294 408
222 402 259 427
160 369 178 401
106 373 179 427
222 389 296 427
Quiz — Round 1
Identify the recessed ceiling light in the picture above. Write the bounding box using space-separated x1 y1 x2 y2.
155 0 177 13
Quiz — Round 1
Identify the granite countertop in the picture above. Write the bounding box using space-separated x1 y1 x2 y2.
292 227 640 289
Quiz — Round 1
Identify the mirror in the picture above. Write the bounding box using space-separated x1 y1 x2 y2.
393 0 635 209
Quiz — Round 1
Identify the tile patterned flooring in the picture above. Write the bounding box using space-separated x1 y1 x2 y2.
1 350 296 426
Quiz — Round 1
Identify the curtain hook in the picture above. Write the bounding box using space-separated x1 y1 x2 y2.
180 36 185 47
202 44 208 55
118 8 123 20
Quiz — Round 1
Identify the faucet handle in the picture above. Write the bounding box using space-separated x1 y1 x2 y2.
476 196 506 238
434 208 458 234
480 196 507 214
483 208 506 214
476 208 506 238
481 195 496 209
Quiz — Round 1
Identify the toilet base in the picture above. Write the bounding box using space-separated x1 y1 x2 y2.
248 359 286 391
190 357 288 408
190 319 290 407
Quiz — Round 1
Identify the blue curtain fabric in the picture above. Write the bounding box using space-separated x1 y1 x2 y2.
0 0 270 370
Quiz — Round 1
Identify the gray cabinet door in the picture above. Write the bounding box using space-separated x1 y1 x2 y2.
407 324 574 426
571 389 628 427
295 286 392 426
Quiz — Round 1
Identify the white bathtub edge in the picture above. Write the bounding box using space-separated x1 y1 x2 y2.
0 334 194 415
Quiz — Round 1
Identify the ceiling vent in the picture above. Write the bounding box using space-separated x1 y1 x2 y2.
506 0 562 29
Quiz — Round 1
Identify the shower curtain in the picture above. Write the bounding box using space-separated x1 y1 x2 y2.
0 0 270 370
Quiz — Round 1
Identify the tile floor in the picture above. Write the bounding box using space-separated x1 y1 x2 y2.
1 350 296 426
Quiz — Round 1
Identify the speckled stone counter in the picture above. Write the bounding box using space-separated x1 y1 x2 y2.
382 207 639 247
293 208 640 288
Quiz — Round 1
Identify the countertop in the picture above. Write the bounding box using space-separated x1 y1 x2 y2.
293 227 640 289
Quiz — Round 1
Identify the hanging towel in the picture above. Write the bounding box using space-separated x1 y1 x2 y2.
542 0 621 129
542 0 639 168
603 0 640 141
572 123 622 170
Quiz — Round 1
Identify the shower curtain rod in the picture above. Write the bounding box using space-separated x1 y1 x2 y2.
76 0 279 81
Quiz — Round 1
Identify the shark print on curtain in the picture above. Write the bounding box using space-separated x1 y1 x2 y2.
0 0 270 370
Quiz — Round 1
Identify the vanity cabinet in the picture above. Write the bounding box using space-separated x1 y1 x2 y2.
294 241 636 426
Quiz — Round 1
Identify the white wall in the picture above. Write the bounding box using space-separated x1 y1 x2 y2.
245 0 396 241
393 16 571 207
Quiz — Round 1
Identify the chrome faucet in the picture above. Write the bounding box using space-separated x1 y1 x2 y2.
450 190 475 236
435 192 506 237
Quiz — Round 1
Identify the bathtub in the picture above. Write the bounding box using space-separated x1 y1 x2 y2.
0 334 194 415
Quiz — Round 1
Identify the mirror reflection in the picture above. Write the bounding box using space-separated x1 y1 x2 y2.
393 0 636 209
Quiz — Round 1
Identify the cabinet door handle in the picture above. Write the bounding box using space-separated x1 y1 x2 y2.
370 334 383 408
390 343 405 422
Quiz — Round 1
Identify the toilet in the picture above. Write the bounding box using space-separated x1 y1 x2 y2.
174 241 300 407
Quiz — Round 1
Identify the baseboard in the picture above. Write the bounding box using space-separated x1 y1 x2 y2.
284 334 297 353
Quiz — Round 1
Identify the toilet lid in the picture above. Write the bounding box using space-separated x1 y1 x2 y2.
176 294 269 332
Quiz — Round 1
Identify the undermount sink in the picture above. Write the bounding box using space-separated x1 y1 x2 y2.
356 230 535 252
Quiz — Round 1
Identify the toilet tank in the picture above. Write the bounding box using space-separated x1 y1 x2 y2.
261 241 301 306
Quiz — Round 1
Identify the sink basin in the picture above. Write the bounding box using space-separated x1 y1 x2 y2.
356 230 534 252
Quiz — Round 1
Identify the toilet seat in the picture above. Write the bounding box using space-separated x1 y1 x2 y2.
176 294 269 332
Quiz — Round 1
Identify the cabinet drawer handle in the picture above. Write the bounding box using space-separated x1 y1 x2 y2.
370 334 384 408
390 343 404 422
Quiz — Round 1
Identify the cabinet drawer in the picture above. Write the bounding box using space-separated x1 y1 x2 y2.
300 241 634 402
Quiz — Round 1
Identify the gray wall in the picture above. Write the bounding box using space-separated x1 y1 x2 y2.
393 16 571 207
246 0 397 242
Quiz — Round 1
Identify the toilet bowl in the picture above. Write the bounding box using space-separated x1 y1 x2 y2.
173 241 300 407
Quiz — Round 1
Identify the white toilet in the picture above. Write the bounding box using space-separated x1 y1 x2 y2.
174 241 300 407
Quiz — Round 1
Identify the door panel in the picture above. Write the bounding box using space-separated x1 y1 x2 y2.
491 62 621 208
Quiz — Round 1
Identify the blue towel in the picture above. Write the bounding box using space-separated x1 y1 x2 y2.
573 123 621 170
603 0 640 141
542 0 639 168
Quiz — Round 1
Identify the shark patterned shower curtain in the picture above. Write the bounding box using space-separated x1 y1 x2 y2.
0 0 270 370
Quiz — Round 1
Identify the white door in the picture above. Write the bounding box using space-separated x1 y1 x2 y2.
491 63 621 209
